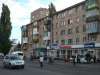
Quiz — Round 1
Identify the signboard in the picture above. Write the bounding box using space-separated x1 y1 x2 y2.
50 43 59 49
84 43 95 48
60 45 71 48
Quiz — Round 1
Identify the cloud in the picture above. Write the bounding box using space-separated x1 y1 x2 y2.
0 0 84 42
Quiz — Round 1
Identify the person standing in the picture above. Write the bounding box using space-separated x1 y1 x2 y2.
72 56 76 66
39 56 44 69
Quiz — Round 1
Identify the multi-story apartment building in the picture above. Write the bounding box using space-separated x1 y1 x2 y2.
31 8 49 22
21 25 28 56
21 0 100 61
21 8 49 58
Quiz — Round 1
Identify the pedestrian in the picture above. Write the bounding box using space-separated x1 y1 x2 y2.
72 56 76 66
39 56 44 69
93 55 96 63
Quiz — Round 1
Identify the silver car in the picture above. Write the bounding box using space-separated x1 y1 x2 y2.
3 55 25 69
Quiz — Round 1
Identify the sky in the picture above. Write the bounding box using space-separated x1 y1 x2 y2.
0 0 84 43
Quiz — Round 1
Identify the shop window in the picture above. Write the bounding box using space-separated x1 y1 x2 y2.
68 39 73 45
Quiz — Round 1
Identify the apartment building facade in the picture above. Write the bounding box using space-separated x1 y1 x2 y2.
21 0 100 60
21 8 49 58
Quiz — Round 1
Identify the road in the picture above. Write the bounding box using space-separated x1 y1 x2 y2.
0 59 100 75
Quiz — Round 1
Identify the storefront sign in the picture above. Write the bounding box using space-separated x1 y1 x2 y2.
84 43 95 48
60 45 71 48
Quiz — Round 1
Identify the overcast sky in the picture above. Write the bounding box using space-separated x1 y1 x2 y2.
0 0 84 43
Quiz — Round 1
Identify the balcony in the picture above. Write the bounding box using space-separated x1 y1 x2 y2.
33 31 39 35
86 9 100 19
21 25 27 32
86 0 99 10
43 32 50 40
86 21 100 34
22 37 28 43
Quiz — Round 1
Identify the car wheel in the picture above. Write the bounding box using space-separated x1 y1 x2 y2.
8 63 12 69
21 65 24 69
3 64 6 68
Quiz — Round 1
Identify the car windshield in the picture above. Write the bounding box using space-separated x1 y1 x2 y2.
10 56 21 60
18 53 23 56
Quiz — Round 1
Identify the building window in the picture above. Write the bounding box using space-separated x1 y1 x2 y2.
75 6 78 13
68 19 73 25
76 26 79 33
68 19 70 24
76 18 80 22
83 36 86 42
76 37 80 44
68 29 72 34
68 9 74 15
61 40 65 45
68 39 73 45
61 12 65 18
82 15 85 21
83 25 86 32
88 34 97 41
61 30 66 35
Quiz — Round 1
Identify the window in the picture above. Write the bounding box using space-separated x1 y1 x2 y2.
68 39 73 45
61 12 65 18
68 19 73 24
76 18 80 22
83 25 86 32
75 6 78 13
76 37 80 44
82 15 85 21
89 34 97 41
61 30 66 35
56 32 58 35
76 26 79 33
68 19 71 24
68 29 72 34
61 21 66 26
68 9 74 15
61 40 65 45
83 36 86 42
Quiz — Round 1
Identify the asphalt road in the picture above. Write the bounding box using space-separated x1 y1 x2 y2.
0 59 100 75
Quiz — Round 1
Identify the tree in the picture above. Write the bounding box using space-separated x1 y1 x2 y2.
48 3 56 17
45 3 56 32
0 4 12 54
48 3 56 45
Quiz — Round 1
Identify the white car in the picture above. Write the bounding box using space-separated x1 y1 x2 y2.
11 51 24 60
3 55 25 69
78 55 87 63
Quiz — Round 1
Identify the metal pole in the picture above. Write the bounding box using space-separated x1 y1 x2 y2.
50 17 53 49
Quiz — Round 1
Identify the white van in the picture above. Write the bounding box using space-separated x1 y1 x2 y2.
11 51 24 60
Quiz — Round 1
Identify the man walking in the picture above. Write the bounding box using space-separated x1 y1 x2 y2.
39 56 44 69
72 56 76 66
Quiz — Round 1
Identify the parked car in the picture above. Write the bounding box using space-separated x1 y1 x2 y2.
79 55 87 63
3 55 25 69
0 53 4 59
11 51 24 60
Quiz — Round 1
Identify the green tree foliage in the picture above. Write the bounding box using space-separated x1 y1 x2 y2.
45 3 56 32
48 3 56 17
0 4 12 54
